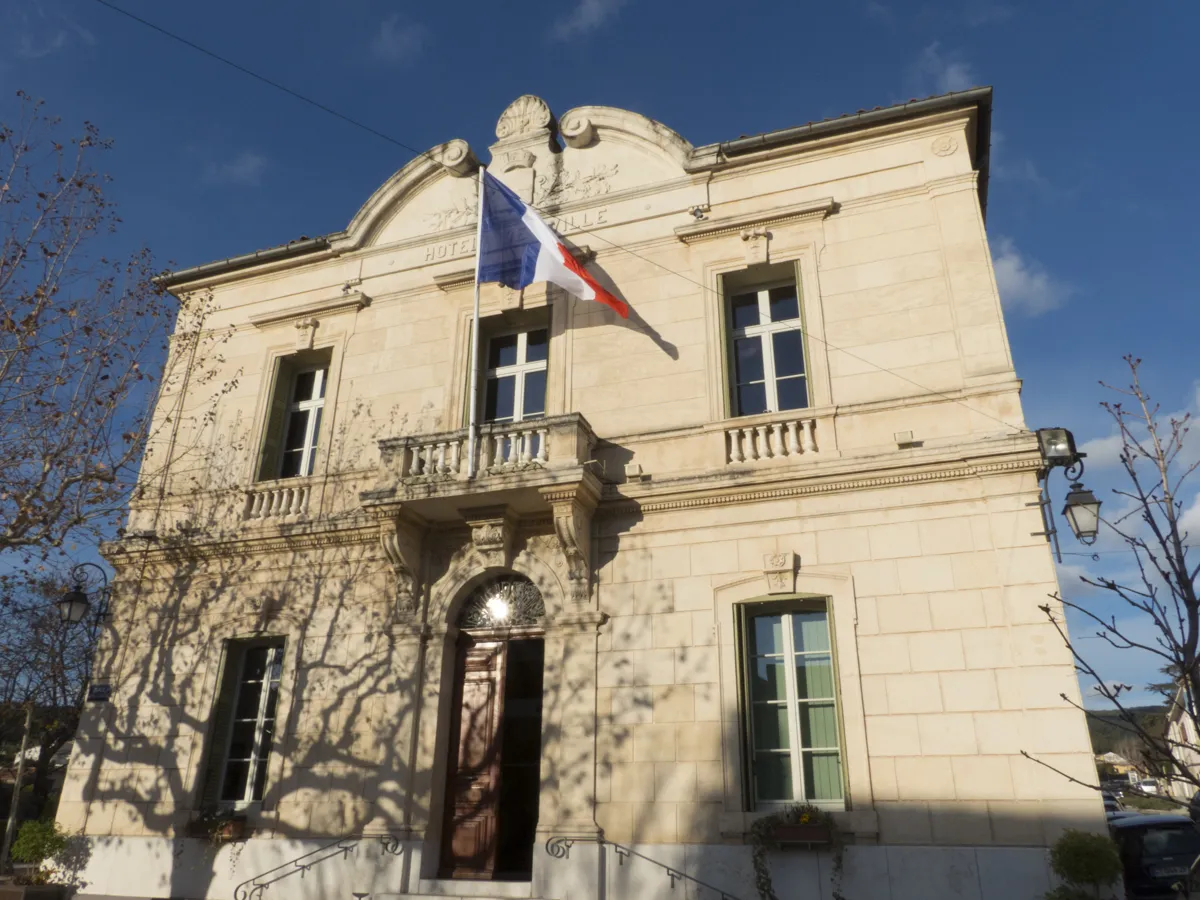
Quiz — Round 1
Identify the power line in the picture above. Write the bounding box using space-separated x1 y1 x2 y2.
90 0 1025 435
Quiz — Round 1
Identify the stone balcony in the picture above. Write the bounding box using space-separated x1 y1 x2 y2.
361 412 598 522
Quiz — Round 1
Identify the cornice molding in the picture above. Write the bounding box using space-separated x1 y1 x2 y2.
675 197 835 244
248 291 371 329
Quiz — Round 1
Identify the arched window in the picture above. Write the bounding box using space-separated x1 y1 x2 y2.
458 575 546 629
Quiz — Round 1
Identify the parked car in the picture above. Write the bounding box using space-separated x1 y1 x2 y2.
1109 814 1200 899
1189 790 1200 823
1103 790 1125 813
1137 779 1161 795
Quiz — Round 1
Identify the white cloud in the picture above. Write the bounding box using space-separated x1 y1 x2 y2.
369 14 429 65
550 0 628 40
991 236 1072 316
907 42 976 96
863 2 893 23
1078 433 1126 470
202 151 267 187
990 129 1052 193
1180 493 1200 542
963 0 1012 27
3 2 94 60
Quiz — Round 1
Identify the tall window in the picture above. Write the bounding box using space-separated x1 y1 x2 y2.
744 604 843 806
278 367 326 478
729 282 808 417
210 642 284 806
484 328 547 424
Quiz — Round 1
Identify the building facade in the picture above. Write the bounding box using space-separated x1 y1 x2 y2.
59 90 1103 900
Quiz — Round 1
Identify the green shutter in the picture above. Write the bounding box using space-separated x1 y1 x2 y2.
256 359 293 481
197 642 241 809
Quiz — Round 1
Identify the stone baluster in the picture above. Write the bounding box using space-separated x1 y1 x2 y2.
537 429 549 464
743 427 758 460
772 423 786 457
729 428 744 463
786 421 800 456
449 440 461 474
757 425 772 458
802 419 816 453
423 444 435 476
435 442 447 474
519 430 532 464
493 435 506 470
507 431 520 466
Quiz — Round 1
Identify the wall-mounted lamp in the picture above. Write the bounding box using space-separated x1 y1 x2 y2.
1032 427 1103 561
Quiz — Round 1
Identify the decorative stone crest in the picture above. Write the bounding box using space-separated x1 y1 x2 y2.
437 139 479 177
534 164 618 205
464 506 516 569
379 511 426 616
495 148 536 173
931 134 958 157
763 551 797 595
541 481 599 604
559 111 594 148
741 227 770 265
294 317 319 350
495 95 554 142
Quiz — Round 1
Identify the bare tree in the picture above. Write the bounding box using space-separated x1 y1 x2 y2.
1034 356 1200 801
0 91 222 565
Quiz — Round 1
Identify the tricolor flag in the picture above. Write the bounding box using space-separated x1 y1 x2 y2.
477 170 629 319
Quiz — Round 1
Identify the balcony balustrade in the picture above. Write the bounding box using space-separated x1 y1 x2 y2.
243 481 311 521
724 414 819 465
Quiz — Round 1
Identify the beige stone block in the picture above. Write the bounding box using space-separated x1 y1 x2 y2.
995 545 1056 585
989 800 1048 845
950 552 1000 590
628 801 679 842
877 595 932 634
652 545 692 580
676 722 722 761
1011 753 1099 801
633 724 676 762
816 527 872 564
852 560 900 596
596 802 633 842
916 713 978 755
1004 585 1058 625
896 556 955 593
674 646 718 684
654 761 698 802
652 684 695 723
857 597 880 635
951 756 1016 800
962 628 1013 669
973 711 1026 755
696 760 724 801
676 802 723 843
930 800 993 845
689 542 740 575
599 584 636 617
610 615 652 651
612 548 652 584
652 612 693 649
919 518 976 555
611 762 656 801
738 537 780 573
908 631 965 671
869 523 923 559
877 800 932 843
860 674 889 715
611 686 655 725
694 683 720 722
885 672 943 714
632 649 677 686
928 591 988 630
996 665 1078 710
858 634 910 674
598 651 635 688
633 580 676 615
939 671 1000 712
1019 709 1092 754
870 756 898 800
865 715 922 756
895 756 957 800
596 761 612 804
598 725 634 763
691 609 716 646
671 575 713 612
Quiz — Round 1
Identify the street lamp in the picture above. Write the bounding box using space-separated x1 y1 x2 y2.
1062 482 1102 544
1033 427 1103 561
57 562 111 639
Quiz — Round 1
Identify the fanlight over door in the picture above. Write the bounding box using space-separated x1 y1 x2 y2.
440 576 546 881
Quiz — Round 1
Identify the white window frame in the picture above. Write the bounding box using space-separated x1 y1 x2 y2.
483 328 548 424
279 366 326 478
745 604 843 809
729 281 808 417
220 643 285 808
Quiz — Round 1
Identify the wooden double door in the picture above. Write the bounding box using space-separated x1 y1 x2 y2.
439 634 545 880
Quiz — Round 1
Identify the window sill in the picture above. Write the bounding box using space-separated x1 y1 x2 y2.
720 807 878 842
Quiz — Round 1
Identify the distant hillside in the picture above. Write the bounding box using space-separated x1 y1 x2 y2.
1086 706 1167 755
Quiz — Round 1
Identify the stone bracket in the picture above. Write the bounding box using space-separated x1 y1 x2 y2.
379 510 426 616
462 505 516 570
540 478 600 605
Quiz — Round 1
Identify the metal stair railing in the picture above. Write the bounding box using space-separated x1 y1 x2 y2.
233 834 403 900
545 834 750 900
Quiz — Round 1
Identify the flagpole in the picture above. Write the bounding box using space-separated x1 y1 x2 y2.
466 165 486 479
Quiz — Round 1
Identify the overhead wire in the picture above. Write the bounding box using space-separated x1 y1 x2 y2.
91 0 1026 435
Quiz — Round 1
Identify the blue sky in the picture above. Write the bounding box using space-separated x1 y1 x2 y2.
3 0 1197 705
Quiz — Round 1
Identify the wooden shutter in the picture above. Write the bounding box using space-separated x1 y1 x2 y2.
256 358 293 481
197 642 242 809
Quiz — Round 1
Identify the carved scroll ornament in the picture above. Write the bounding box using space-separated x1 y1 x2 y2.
541 484 598 604
379 513 426 615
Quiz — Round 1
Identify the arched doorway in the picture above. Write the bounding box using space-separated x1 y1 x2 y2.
439 575 546 881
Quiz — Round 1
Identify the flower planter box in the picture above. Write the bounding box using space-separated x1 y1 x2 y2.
771 822 832 846
186 815 249 844
0 884 72 900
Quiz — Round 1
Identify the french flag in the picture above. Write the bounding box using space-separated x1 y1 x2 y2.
477 170 629 319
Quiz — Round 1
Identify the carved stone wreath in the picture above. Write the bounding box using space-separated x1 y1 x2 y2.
458 576 546 629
